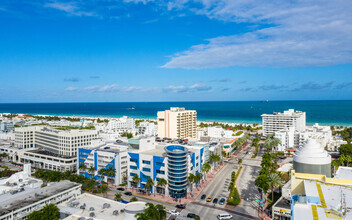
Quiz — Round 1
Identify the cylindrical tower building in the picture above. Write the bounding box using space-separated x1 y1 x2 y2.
164 145 188 198
293 139 331 177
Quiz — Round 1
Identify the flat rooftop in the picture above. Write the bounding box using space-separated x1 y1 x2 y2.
140 145 166 157
334 166 352 180
294 179 352 220
59 193 146 220
0 180 81 216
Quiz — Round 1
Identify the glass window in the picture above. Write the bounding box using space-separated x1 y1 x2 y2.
142 167 151 172
130 165 138 170
142 160 151 165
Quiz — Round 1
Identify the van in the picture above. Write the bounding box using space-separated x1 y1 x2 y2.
217 213 232 219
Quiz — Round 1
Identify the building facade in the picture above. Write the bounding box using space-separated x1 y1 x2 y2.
77 145 129 185
157 107 197 139
261 109 306 136
127 144 204 199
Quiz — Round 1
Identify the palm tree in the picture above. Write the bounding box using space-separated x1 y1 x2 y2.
222 150 227 158
188 173 195 192
195 172 202 189
268 173 284 202
100 183 108 197
98 168 106 181
130 196 138 202
132 174 141 192
88 166 96 177
79 163 87 173
156 178 167 196
106 167 116 184
345 154 352 167
145 178 154 195
136 203 166 220
202 162 211 180
255 174 270 204
115 192 122 201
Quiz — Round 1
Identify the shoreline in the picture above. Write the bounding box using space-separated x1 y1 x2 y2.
2 112 352 127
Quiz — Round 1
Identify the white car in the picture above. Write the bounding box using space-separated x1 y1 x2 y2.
217 213 233 219
168 210 180 216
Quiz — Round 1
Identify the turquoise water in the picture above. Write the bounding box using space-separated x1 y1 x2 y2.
0 101 351 126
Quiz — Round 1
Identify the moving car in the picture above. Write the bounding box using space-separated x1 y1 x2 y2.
187 213 200 219
176 204 186 209
168 210 180 216
213 198 218 204
117 187 125 191
201 194 206 200
219 198 226 205
206 196 212 202
217 213 233 219
124 191 132 196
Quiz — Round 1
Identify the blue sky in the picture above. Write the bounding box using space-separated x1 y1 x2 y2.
1 0 352 103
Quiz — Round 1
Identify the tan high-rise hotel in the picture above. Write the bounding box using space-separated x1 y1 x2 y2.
157 107 197 139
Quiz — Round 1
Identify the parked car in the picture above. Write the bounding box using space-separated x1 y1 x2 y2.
124 191 132 196
117 187 125 191
176 204 186 209
213 198 218 204
219 198 226 205
187 213 200 219
168 210 180 216
217 213 233 219
201 194 206 200
206 196 212 202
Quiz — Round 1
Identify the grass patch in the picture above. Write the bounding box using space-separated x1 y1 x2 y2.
227 166 242 206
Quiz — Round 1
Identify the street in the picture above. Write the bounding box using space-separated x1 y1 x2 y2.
105 143 262 220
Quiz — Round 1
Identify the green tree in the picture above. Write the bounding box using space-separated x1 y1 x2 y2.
188 173 195 192
88 166 96 176
195 172 203 188
100 183 108 197
106 166 116 184
79 163 87 172
145 178 154 195
156 178 167 196
268 173 284 202
255 174 270 203
132 174 141 191
135 203 166 220
339 144 352 157
115 192 122 201
98 168 106 180
27 204 59 220
130 196 138 202
201 162 211 180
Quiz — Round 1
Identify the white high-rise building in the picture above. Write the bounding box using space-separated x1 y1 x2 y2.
157 107 197 139
106 116 135 133
261 109 306 136
14 126 98 156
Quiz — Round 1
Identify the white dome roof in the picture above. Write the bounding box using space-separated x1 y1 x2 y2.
293 139 331 165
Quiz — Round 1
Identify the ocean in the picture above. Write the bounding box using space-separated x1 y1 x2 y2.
0 101 351 126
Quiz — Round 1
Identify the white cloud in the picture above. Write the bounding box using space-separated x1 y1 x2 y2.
164 83 211 93
44 1 96 17
65 86 78 91
162 0 352 68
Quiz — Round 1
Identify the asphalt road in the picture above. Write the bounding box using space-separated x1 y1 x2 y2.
107 144 262 220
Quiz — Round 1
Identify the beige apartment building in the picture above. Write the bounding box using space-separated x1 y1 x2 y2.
157 107 197 139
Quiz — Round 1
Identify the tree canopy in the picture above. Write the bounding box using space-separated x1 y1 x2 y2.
27 204 59 220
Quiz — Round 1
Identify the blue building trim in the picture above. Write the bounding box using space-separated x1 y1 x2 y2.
128 152 139 169
153 156 165 181
94 151 98 170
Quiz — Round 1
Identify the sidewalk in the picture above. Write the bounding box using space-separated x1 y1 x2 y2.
109 164 227 204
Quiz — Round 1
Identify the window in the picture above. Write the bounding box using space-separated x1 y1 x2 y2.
143 175 150 179
130 173 136 177
130 158 138 163
155 162 165 167
130 165 138 170
142 167 151 172
156 170 165 174
142 160 151 165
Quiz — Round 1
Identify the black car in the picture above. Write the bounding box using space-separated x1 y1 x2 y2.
187 213 200 219
219 198 225 205
124 191 132 196
117 187 125 191
201 194 206 200
213 198 218 204
176 204 186 209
